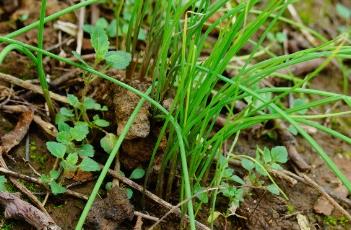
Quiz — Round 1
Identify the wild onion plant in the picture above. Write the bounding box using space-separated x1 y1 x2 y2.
0 0 351 229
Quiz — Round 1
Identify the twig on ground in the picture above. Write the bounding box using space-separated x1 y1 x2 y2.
108 169 210 230
0 192 61 229
0 72 67 104
76 1 85 54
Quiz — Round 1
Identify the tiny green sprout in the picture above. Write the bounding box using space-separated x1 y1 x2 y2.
40 170 66 195
121 167 146 199
0 176 8 192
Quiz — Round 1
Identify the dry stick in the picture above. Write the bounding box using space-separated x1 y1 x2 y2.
0 72 67 104
108 169 210 230
301 173 351 221
76 1 85 54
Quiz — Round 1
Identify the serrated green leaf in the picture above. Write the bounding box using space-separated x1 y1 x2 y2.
230 175 245 185
267 183 280 195
0 176 7 192
79 157 100 172
83 97 101 110
91 27 109 62
96 18 108 29
241 159 255 171
46 141 66 158
50 181 66 195
66 153 78 165
107 19 117 37
55 113 69 126
271 146 288 163
56 131 71 145
70 122 89 141
49 170 60 180
336 4 351 19
93 118 110 127
67 94 80 108
105 51 131 70
59 107 74 117
263 147 271 163
100 133 117 154
127 188 133 199
57 122 70 132
60 159 77 172
77 144 95 157
129 167 145 180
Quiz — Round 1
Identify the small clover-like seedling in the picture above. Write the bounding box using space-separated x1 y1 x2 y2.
124 167 145 199
40 170 66 195
46 95 109 195
83 17 132 69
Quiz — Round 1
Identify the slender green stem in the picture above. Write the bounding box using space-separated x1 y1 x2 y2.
37 0 54 118
0 44 38 65
4 0 101 39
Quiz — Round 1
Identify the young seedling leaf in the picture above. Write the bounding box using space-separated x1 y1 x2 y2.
96 17 108 29
91 27 109 62
107 19 117 37
59 107 74 117
57 122 70 132
72 51 89 66
230 175 245 185
129 168 145 180
56 131 71 145
267 183 280 195
49 170 60 180
66 153 79 166
105 51 132 70
70 122 89 141
0 176 7 192
100 133 118 154
67 94 80 108
270 163 283 170
263 147 271 163
288 125 298 135
77 144 95 157
241 159 255 171
223 168 234 178
83 97 101 110
46 141 66 159
79 157 100 172
271 146 288 163
40 174 51 184
194 183 208 204
93 115 110 127
127 188 133 199
50 181 66 195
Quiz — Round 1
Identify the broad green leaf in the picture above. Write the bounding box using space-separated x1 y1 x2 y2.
46 141 66 158
223 168 234 178
83 24 94 34
336 4 351 19
207 211 221 224
79 157 100 172
70 122 89 141
230 175 245 185
271 146 288 163
263 147 271 163
56 131 71 145
93 119 110 127
129 168 145 180
96 17 108 29
67 94 80 108
91 27 109 62
255 163 267 176
57 122 70 132
127 188 133 199
59 107 74 117
105 51 131 70
83 97 101 110
66 153 78 166
49 170 60 180
100 133 118 154
270 163 283 170
50 181 66 195
107 19 117 37
267 184 280 195
241 159 255 171
55 113 68 126
61 159 77 172
0 176 7 192
77 144 95 157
